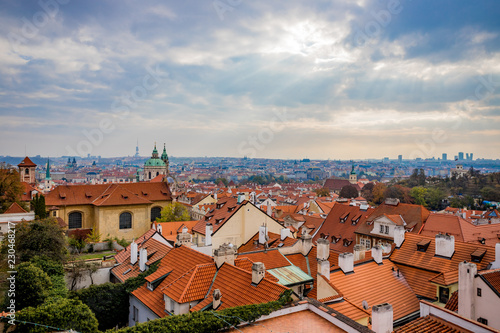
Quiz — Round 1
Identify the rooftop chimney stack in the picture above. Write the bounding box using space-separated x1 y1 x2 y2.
393 226 405 248
157 224 163 235
435 234 455 258
280 227 291 240
266 204 272 217
372 245 383 264
205 223 213 246
252 262 266 285
317 238 330 261
491 243 500 269
372 303 393 333
139 248 147 272
176 227 192 246
213 289 222 310
338 252 354 274
458 261 477 320
130 240 138 265
213 243 236 269
301 233 313 255
353 245 365 261
259 225 268 245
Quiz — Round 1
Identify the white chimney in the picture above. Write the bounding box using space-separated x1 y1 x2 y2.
491 243 500 269
205 223 213 246
214 192 217 201
130 240 138 265
259 225 268 245
213 289 222 310
338 252 354 274
139 248 147 272
435 234 455 258
353 245 365 261
176 227 192 246
252 262 266 285
372 245 383 264
316 238 330 261
280 228 291 240
458 261 477 319
266 204 272 216
157 224 163 235
213 243 236 269
372 303 393 333
301 233 313 255
318 260 330 278
393 226 405 248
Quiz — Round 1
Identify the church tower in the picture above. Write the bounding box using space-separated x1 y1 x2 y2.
18 156 37 184
161 143 169 172
349 164 357 184
44 158 53 191
143 143 168 181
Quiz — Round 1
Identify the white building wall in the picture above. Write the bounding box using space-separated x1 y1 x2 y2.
129 295 160 326
474 277 500 330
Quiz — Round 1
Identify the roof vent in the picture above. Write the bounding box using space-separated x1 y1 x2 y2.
417 239 431 252
471 248 486 263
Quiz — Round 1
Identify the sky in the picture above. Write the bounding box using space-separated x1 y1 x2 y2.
1 0 500 160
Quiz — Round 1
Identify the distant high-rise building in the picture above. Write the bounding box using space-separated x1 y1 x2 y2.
398 155 402 163
470 153 473 161
135 139 140 158
442 153 447 161
466 153 470 160
458 152 464 160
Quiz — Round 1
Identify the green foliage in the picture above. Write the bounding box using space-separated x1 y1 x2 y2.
0 218 67 263
314 188 330 197
339 185 358 199
31 193 47 219
29 255 68 299
10 262 52 311
116 237 130 248
113 289 293 333
124 261 160 293
480 186 500 201
410 186 427 206
215 177 229 186
424 187 446 210
157 202 191 222
384 184 412 203
70 283 129 331
15 297 99 333
242 174 290 185
86 228 102 243
0 168 25 213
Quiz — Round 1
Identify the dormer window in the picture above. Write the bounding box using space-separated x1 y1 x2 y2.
215 218 224 224
379 225 384 233
339 212 349 223
471 248 486 263
147 282 153 291
351 214 361 225
417 240 431 252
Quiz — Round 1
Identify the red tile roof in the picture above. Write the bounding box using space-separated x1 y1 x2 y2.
327 298 370 321
3 202 28 214
163 263 217 303
313 204 374 253
329 260 420 321
238 231 297 253
155 220 200 242
192 197 243 235
237 249 292 270
115 229 156 263
444 291 458 311
18 156 36 167
396 264 437 300
394 315 471 333
479 268 500 297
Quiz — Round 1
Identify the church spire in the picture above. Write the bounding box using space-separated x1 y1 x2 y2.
161 143 168 162
46 158 51 180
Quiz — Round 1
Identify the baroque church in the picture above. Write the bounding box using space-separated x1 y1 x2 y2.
143 143 170 181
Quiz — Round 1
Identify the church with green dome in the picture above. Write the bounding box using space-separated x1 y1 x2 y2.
144 143 169 180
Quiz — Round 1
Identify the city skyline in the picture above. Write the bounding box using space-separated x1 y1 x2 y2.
1 1 500 159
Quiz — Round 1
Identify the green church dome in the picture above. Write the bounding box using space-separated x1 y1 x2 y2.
145 158 166 167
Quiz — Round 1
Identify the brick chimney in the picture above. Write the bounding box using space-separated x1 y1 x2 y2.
301 233 313 255
435 234 455 258
393 226 405 248
491 243 500 269
130 240 138 265
372 303 393 333
259 225 268 245
139 248 147 272
458 261 477 320
213 243 236 269
213 289 222 310
338 252 354 274
317 238 330 278
205 223 213 246
176 226 192 246
280 227 291 240
353 244 365 261
252 262 266 285
372 245 383 264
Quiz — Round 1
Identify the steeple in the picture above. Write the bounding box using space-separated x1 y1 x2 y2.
46 158 51 180
349 162 357 184
152 142 159 158
161 143 168 162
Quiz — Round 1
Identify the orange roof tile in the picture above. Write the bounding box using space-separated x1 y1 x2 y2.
237 250 291 270
163 263 217 303
444 291 458 311
18 156 36 167
327 298 370 321
394 315 472 333
192 197 243 235
155 220 200 241
238 231 297 253
396 264 437 300
479 268 500 296
3 202 28 214
329 260 420 321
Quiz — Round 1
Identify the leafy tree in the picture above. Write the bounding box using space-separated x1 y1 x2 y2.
0 167 26 213
371 183 387 205
1 218 67 263
361 182 375 202
15 297 99 333
31 193 47 219
10 262 52 310
410 186 427 206
68 229 89 254
425 188 446 210
27 255 68 299
157 202 191 222
215 178 229 186
481 186 500 202
314 188 330 197
339 185 358 199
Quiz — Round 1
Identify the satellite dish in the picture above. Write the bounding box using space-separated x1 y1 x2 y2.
362 300 369 310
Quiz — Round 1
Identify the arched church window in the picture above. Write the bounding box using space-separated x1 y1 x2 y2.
68 211 83 229
151 206 162 222
119 212 132 229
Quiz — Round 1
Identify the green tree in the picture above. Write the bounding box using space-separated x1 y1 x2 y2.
31 193 47 219
215 178 229 186
15 297 99 333
314 188 330 197
157 202 191 222
1 218 67 263
30 255 68 299
339 185 358 199
0 167 26 213
410 186 428 206
372 183 387 205
11 262 52 310
361 182 375 202
425 188 446 210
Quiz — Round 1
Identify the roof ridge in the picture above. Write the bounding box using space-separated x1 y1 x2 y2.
91 183 115 204
178 263 214 302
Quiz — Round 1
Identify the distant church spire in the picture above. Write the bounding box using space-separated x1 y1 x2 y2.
46 158 51 180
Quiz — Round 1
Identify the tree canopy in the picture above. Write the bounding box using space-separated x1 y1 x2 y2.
157 202 191 222
339 185 358 199
0 168 26 213
9 262 52 311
